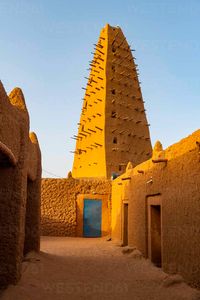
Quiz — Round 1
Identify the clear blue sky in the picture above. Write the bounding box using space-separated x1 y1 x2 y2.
0 0 200 178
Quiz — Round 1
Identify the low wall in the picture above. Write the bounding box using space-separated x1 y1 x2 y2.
41 178 111 237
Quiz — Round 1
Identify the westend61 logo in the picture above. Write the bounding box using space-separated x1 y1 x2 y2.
42 281 128 295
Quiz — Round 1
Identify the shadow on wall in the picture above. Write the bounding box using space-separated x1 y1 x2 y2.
41 209 110 238
41 216 76 237
0 82 41 289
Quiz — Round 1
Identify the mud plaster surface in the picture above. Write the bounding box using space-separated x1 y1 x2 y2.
41 178 111 236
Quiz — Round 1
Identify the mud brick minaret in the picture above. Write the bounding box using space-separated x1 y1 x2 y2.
72 24 152 179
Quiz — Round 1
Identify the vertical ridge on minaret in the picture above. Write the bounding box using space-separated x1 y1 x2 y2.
72 24 152 179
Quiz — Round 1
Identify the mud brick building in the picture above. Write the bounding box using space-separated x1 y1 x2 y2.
0 82 41 288
111 131 200 288
72 24 152 178
41 24 151 240
41 24 200 289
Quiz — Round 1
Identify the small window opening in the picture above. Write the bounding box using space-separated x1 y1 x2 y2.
111 89 116 95
113 137 117 144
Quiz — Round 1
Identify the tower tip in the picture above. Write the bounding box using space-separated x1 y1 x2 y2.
9 87 27 111
103 23 121 31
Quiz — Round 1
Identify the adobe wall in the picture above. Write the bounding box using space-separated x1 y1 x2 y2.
0 83 41 289
72 25 107 178
105 25 152 177
41 178 111 236
24 133 42 255
112 130 200 288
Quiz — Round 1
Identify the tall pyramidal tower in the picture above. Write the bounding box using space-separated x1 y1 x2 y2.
72 24 152 179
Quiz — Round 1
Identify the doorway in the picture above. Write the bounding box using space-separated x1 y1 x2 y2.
83 199 102 237
123 203 128 246
147 196 162 267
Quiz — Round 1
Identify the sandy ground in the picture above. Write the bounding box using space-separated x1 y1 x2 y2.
0 237 200 300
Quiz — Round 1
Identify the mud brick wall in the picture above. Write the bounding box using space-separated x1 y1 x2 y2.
112 130 200 289
0 82 41 289
41 178 111 236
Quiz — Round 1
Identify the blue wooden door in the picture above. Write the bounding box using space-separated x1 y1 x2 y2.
83 199 102 237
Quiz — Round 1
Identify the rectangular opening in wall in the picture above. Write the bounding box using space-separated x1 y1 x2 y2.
148 204 162 267
123 203 128 246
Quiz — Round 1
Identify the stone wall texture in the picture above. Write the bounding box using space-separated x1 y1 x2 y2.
0 82 41 289
112 130 200 289
41 178 111 237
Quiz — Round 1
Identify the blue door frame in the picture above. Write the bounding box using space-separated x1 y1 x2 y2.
83 199 102 237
